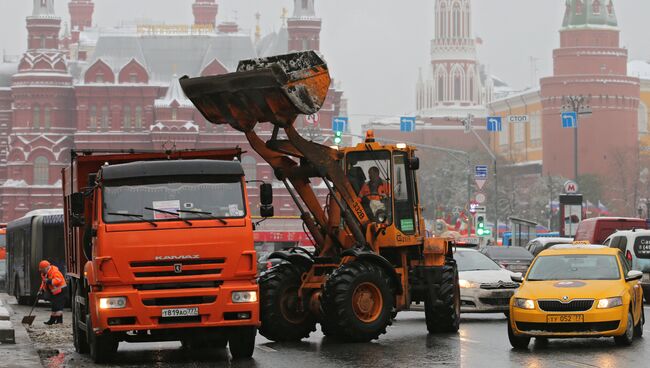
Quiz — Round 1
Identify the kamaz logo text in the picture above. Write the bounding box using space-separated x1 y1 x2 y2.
154 255 200 261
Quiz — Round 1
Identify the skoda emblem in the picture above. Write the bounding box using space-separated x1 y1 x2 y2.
562 296 569 301
174 264 183 274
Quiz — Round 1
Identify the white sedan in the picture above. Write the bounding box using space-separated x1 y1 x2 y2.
455 248 519 314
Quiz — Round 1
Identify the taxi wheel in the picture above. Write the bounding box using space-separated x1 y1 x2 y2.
634 308 644 338
507 318 530 349
614 311 634 346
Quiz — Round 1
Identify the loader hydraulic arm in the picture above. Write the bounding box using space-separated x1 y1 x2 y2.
180 51 374 255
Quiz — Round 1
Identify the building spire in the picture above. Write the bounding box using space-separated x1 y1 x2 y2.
293 0 316 18
32 0 55 17
193 0 219 28
562 0 618 29
69 0 94 32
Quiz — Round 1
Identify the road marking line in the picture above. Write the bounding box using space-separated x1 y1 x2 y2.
256 345 277 352
560 360 598 368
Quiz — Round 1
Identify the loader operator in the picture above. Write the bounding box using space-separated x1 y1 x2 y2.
39 260 67 325
359 166 390 221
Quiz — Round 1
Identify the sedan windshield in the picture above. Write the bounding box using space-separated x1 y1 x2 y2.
526 254 620 281
103 176 245 224
455 250 501 272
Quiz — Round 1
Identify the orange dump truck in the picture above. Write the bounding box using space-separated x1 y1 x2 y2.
63 149 264 362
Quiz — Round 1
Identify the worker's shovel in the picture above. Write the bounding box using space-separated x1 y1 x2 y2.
21 291 42 326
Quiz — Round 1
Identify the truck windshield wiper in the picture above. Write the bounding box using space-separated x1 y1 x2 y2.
145 207 192 226
177 209 227 224
107 212 158 227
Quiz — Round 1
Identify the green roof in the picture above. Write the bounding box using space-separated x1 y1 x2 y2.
562 0 618 29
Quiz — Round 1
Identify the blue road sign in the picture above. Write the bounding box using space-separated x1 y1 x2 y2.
400 117 416 132
562 111 577 128
486 116 502 132
332 117 348 132
475 165 488 179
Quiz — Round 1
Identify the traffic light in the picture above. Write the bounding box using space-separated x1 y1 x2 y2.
334 130 343 145
476 215 485 236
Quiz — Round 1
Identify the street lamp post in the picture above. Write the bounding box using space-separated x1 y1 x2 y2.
562 95 591 181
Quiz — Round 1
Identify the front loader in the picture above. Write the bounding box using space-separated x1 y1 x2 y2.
180 51 460 342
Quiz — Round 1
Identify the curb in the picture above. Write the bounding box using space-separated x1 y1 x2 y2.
0 294 43 368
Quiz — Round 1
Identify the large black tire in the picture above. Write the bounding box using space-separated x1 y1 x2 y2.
425 261 460 333
72 283 89 354
635 308 645 338
320 261 394 342
87 315 118 363
614 311 635 346
258 263 316 342
507 317 530 349
228 326 256 359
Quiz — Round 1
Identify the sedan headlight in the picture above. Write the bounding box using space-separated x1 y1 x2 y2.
232 291 258 303
458 279 479 289
597 297 623 309
513 298 535 310
99 297 127 309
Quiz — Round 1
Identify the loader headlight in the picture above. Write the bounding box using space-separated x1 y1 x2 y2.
99 297 127 309
232 291 257 303
597 297 622 309
514 298 535 310
376 211 387 223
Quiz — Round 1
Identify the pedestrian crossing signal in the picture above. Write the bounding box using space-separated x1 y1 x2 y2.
334 131 342 145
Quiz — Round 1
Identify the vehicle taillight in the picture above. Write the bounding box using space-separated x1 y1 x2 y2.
626 250 633 262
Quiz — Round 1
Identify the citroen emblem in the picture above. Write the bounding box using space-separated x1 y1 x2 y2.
562 295 569 301
174 264 182 273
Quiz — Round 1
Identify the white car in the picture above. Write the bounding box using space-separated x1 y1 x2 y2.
455 248 519 314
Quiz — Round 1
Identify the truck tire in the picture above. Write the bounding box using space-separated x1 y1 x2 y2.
227 326 256 359
425 261 460 333
258 263 316 342
320 261 394 342
87 315 118 363
72 284 89 354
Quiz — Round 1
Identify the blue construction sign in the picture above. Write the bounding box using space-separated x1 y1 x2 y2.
475 165 488 179
332 117 348 132
486 116 502 132
562 111 577 128
400 117 416 132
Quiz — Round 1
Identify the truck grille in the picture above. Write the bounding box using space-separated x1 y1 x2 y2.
538 299 594 312
130 259 225 267
516 321 619 333
134 281 223 291
133 269 222 278
130 259 224 278
142 296 216 306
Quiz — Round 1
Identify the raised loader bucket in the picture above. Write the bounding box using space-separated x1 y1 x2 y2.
179 51 331 132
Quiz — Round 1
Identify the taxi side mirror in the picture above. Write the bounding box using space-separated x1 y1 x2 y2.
625 270 643 282
511 273 523 283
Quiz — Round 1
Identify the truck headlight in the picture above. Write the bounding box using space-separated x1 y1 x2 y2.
458 279 479 289
597 297 622 309
232 291 257 303
514 298 535 310
99 297 127 309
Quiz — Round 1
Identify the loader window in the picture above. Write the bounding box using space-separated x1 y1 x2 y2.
102 175 246 224
393 152 417 235
346 150 392 224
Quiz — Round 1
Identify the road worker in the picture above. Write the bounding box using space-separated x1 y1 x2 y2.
39 260 67 325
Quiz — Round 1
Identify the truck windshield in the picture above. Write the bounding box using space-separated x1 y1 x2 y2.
103 176 245 224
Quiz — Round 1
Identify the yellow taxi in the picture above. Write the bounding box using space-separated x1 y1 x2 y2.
508 245 645 349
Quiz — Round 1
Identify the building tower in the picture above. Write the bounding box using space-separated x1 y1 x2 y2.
287 0 321 52
69 0 94 43
193 0 219 28
540 0 640 212
2 0 74 219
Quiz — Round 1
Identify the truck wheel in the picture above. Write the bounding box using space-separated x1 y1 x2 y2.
507 317 530 349
425 261 460 333
320 261 394 342
72 285 89 354
227 326 256 359
87 315 118 363
258 263 316 341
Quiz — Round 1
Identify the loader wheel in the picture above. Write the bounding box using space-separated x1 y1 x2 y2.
425 261 460 333
258 263 316 342
321 261 393 342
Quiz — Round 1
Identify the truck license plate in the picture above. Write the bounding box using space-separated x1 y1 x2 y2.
547 314 583 323
161 307 199 318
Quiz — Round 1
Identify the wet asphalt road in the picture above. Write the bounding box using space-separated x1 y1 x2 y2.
22 306 650 368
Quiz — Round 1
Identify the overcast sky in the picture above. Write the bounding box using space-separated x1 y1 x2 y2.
1 0 649 126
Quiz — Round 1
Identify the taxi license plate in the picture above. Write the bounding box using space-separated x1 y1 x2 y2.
547 314 584 323
161 307 199 318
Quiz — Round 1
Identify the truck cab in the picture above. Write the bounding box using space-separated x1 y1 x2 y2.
63 150 264 362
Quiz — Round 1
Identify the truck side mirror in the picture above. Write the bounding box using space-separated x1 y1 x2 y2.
70 192 85 227
260 183 273 206
408 157 420 171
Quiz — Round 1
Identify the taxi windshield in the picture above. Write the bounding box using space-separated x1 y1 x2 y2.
526 254 620 281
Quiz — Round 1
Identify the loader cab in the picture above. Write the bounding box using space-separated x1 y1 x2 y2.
344 131 421 241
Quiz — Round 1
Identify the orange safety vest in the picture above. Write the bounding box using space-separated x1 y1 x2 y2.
41 265 67 295
359 180 390 200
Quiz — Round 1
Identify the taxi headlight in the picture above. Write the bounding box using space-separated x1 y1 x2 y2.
232 291 258 303
458 279 479 289
597 297 623 309
514 298 535 310
99 297 127 309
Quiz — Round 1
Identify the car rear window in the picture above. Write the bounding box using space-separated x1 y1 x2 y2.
455 250 501 272
634 236 650 259
527 254 620 281
487 247 533 260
